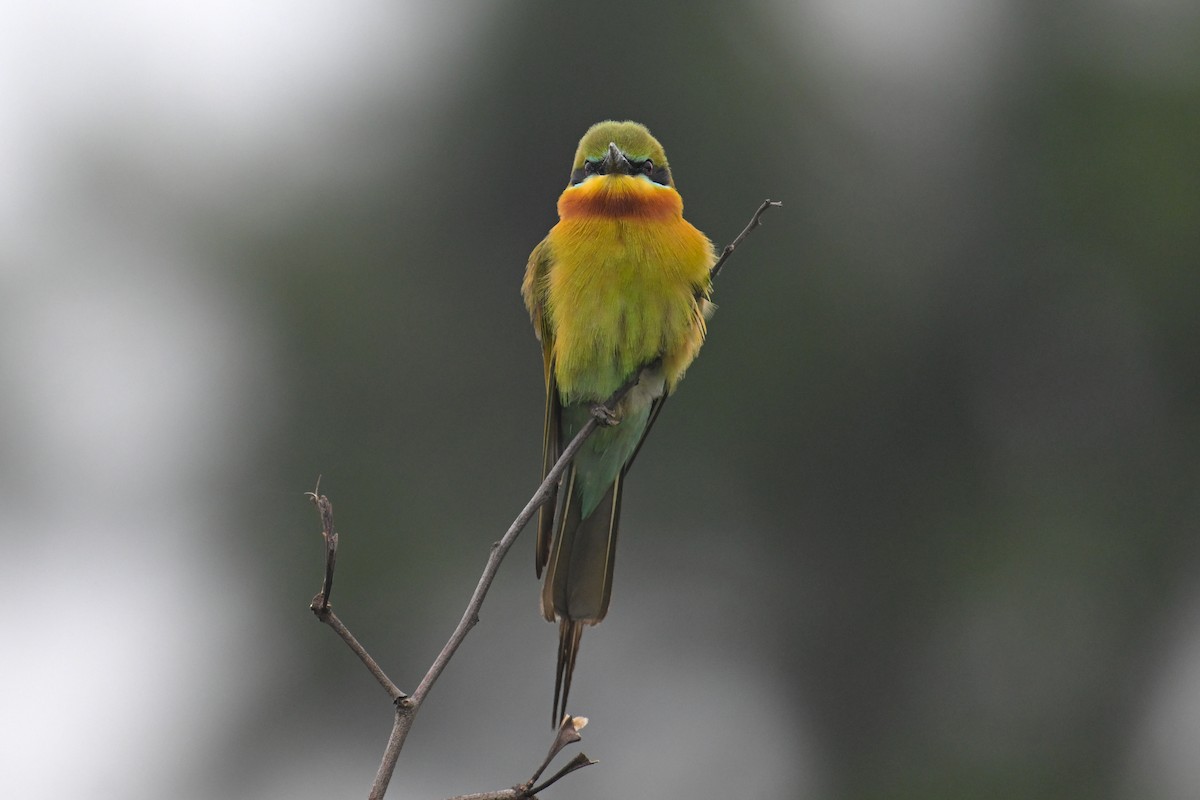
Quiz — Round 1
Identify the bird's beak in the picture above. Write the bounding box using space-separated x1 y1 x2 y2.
602 141 632 175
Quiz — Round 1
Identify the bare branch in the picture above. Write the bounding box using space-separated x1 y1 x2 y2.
529 753 597 796
307 488 406 703
304 481 338 612
710 198 782 281
527 715 587 788
445 716 595 800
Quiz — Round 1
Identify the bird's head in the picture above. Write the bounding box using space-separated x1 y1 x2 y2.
567 121 674 188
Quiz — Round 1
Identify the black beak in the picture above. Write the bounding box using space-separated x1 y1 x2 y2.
601 141 632 175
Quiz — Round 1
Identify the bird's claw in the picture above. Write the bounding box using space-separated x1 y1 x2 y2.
590 404 620 426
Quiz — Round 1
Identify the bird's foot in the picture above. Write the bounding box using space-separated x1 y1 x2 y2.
590 403 620 426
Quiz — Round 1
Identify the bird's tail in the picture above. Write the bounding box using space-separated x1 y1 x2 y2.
542 466 624 725
553 619 584 727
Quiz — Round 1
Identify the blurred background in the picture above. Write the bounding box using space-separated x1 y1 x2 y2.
3 1 1198 798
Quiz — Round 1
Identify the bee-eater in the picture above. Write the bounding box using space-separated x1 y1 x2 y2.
522 121 715 724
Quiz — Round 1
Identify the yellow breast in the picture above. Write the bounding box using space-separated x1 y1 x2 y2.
545 176 713 402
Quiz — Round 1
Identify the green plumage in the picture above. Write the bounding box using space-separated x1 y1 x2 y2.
562 403 651 518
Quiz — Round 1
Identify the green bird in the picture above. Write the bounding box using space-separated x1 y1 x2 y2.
522 120 715 724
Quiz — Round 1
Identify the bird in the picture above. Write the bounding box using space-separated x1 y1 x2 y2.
521 120 715 725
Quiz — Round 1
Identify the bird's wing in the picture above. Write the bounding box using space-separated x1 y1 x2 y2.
625 281 711 474
622 393 667 475
523 239 561 579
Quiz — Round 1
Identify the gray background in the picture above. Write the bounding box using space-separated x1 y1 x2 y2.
4 1 1199 798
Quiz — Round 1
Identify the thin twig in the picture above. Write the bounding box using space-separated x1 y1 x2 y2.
528 753 597 796
307 489 406 702
444 716 594 800
710 198 782 281
525 715 586 788
317 608 406 702
307 485 337 612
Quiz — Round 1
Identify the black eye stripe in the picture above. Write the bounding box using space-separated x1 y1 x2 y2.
635 160 671 186
568 158 672 186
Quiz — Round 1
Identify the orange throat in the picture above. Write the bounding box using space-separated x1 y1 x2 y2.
557 175 683 221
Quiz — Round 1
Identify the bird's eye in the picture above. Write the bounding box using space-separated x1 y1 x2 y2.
583 161 597 175
642 159 654 174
